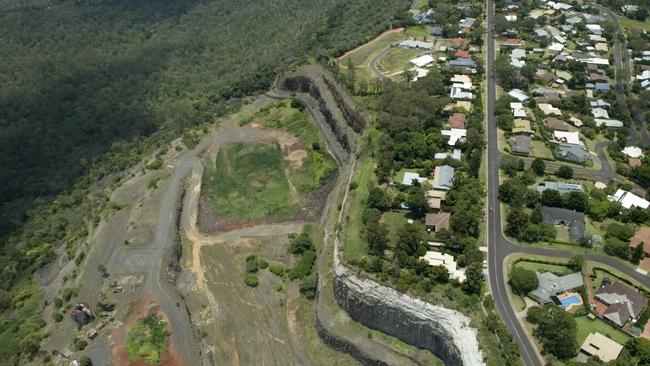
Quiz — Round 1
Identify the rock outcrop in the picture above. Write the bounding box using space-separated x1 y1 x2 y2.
333 249 485 366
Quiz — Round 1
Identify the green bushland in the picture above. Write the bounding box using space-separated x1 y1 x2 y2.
241 101 337 194
126 314 169 364
204 142 294 221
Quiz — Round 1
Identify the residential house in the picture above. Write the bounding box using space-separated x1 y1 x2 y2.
610 189 650 210
450 85 474 100
442 128 467 146
451 38 470 49
579 333 623 362
429 27 443 37
434 149 461 161
502 38 523 47
402 172 427 186
534 28 549 38
542 206 586 242
425 212 451 232
512 119 534 135
420 251 465 281
450 74 472 84
554 131 581 145
629 158 642 168
622 146 644 158
557 143 589 164
539 103 562 116
399 40 434 50
426 190 447 210
455 50 470 58
536 181 583 195
448 113 467 129
595 43 608 53
508 89 529 102
630 227 650 258
545 117 570 131
594 282 647 327
595 119 624 128
511 135 532 155
511 102 527 118
410 55 435 68
449 58 477 68
530 271 584 304
432 165 455 190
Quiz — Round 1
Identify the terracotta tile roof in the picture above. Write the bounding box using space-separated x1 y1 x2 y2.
544 117 570 131
629 158 642 168
448 113 467 129
631 227 650 255
451 38 470 49
425 212 450 231
455 50 470 58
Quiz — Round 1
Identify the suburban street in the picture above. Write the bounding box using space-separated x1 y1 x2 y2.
485 1 650 366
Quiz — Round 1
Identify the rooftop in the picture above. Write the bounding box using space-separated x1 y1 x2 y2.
530 271 584 304
580 332 623 362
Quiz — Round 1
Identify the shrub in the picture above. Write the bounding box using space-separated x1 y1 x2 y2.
245 255 259 273
268 264 285 277
299 273 317 299
290 233 314 254
53 312 63 322
244 274 259 287
289 250 316 280
53 298 63 308
75 340 88 351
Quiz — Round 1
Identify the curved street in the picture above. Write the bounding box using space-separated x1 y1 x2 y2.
486 1 650 366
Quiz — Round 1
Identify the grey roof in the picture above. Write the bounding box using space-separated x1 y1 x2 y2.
433 165 455 190
399 40 434 50
459 17 476 28
534 28 549 37
449 58 476 67
595 82 610 91
558 143 590 164
596 282 648 326
511 135 531 155
536 181 583 195
530 271 584 304
542 206 586 242
429 26 443 36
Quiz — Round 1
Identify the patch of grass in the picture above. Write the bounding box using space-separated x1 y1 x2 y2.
620 17 650 31
530 141 554 160
513 294 527 312
381 211 408 247
340 32 406 66
242 101 337 194
574 316 630 346
204 142 295 221
514 260 572 276
404 25 430 39
126 314 169 365
379 48 422 75
343 156 376 262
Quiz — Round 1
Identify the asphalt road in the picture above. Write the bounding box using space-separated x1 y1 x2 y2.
369 47 390 79
485 1 650 365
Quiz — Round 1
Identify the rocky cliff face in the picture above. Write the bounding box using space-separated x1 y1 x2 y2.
333 254 485 366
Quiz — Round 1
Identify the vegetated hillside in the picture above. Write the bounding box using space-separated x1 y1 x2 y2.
0 0 411 363
0 0 411 237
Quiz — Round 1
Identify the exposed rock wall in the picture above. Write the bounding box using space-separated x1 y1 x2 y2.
280 75 351 152
333 255 485 366
322 77 365 133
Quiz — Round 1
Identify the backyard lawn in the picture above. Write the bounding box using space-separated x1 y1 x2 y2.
379 48 423 76
530 141 554 160
381 211 408 247
574 316 630 346
514 260 572 276
203 142 295 221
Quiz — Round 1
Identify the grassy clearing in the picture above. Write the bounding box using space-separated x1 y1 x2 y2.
620 17 650 31
530 141 554 160
575 316 630 346
126 314 169 364
514 260 572 276
246 101 337 194
379 48 422 75
343 157 375 262
513 294 527 312
381 211 408 247
204 142 295 221
340 32 405 66
404 25 430 39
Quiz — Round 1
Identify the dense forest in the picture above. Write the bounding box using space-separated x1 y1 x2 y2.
0 0 411 363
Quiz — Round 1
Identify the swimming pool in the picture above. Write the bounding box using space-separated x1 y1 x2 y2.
560 295 582 309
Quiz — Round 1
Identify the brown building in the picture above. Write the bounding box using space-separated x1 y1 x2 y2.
544 117 570 131
425 212 451 232
594 282 647 327
448 113 467 129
